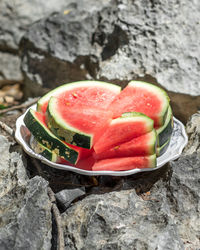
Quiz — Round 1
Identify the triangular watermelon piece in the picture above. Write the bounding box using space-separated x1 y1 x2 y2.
46 97 113 149
93 112 154 154
93 129 156 160
110 81 170 127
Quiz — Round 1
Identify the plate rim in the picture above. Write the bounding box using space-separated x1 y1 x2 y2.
15 105 188 176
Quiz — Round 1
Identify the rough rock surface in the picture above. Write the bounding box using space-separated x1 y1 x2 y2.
0 52 22 81
0 0 74 82
0 0 74 51
62 153 200 249
0 135 52 250
21 0 200 96
184 111 200 155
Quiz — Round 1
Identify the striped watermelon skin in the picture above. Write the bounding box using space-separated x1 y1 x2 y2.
156 106 173 147
156 139 170 156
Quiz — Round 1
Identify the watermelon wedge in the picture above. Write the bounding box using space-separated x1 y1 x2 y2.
46 97 112 149
93 129 157 160
156 106 173 147
110 81 170 127
24 109 79 164
92 155 156 171
37 80 121 114
93 112 154 154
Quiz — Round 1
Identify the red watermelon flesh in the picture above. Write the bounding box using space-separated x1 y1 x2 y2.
55 98 112 139
110 81 169 127
57 157 73 165
38 81 121 114
93 113 154 154
92 155 156 171
75 156 95 171
93 130 156 160
34 111 93 161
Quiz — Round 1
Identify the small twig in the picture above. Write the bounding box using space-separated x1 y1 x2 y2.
48 187 65 250
0 97 39 115
0 120 14 136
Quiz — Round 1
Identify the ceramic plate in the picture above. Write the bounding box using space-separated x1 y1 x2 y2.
15 105 188 176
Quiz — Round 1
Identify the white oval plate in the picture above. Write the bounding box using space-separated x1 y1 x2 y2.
15 105 188 176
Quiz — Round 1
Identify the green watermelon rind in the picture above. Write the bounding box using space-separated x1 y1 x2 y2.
128 81 170 126
46 96 92 149
24 108 79 164
156 138 170 156
147 129 157 155
148 154 157 168
37 80 121 113
30 136 59 162
156 106 173 147
112 112 154 132
120 111 154 127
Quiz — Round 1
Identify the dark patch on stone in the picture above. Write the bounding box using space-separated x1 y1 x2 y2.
55 187 86 212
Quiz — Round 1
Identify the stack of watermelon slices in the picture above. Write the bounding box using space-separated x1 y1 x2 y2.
24 80 173 171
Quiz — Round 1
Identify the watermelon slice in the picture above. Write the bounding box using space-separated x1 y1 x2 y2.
92 155 156 171
156 106 173 147
110 81 170 127
94 112 154 154
46 97 112 149
37 80 121 114
24 109 80 164
93 129 157 160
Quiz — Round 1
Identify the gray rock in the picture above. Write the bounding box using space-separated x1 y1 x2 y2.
167 153 200 249
56 187 85 211
61 153 200 249
0 0 75 51
184 111 200 155
0 0 74 83
20 0 115 97
0 135 52 250
21 0 200 96
0 52 23 81
0 135 28 228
